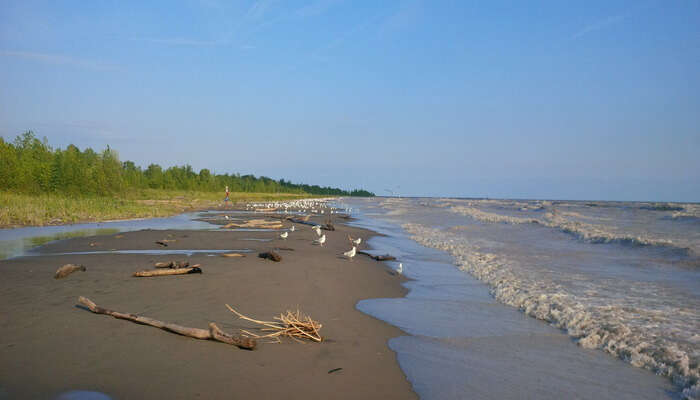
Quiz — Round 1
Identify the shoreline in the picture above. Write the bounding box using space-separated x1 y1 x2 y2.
0 191 324 229
0 210 416 399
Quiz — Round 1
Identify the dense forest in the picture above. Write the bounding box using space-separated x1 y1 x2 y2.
0 132 374 197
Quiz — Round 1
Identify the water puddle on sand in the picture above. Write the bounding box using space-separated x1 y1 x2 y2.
0 212 217 260
54 390 111 400
213 228 279 232
28 249 252 257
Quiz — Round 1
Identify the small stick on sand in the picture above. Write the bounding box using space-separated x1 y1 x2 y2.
77 297 255 350
357 251 396 261
153 261 189 268
54 264 86 279
133 266 202 277
258 251 281 262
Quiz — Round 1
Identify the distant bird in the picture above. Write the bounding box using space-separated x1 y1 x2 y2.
352 237 361 246
396 263 403 275
313 234 326 246
280 232 288 240
343 246 356 261
313 226 322 236
224 215 229 220
290 225 295 232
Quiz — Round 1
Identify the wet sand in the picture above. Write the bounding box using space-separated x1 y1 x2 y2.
0 214 416 399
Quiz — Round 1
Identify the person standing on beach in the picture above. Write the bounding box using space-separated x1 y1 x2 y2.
224 186 230 207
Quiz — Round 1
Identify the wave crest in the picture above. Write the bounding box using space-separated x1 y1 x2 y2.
403 223 700 398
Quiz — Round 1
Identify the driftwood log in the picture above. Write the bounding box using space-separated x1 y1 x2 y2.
258 251 281 262
154 261 189 268
54 264 86 279
155 240 168 247
133 266 202 277
287 219 335 231
221 253 246 258
77 297 256 350
222 219 283 229
358 251 396 261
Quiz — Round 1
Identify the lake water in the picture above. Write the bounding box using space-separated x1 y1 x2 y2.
341 197 699 400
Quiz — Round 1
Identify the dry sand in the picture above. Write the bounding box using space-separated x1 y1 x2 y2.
0 214 416 399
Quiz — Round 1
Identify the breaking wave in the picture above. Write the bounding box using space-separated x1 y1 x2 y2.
403 223 700 399
448 205 691 255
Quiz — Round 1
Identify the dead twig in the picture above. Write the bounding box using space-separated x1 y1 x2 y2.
226 305 322 343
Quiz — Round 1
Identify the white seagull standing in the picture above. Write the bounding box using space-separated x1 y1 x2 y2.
313 234 326 246
290 225 295 232
396 263 403 275
343 246 356 261
313 226 322 236
280 232 288 240
352 237 361 246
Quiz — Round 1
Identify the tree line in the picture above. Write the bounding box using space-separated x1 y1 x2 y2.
0 131 374 197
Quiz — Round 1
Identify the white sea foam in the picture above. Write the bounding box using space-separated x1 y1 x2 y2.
447 204 690 254
402 222 700 398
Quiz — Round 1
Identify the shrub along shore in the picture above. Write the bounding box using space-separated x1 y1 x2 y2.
0 131 373 227
0 190 314 228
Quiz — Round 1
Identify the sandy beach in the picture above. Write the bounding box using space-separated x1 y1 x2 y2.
0 212 416 399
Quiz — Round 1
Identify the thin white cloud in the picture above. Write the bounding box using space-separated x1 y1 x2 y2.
137 37 222 46
379 0 423 36
295 0 343 18
572 15 625 40
245 0 277 21
0 50 119 71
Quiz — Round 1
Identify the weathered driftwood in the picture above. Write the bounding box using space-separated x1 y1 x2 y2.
258 251 282 262
222 219 283 229
154 261 189 268
221 253 246 258
287 218 316 227
358 251 396 261
287 218 334 230
155 240 169 247
54 264 86 279
78 297 256 350
133 266 202 277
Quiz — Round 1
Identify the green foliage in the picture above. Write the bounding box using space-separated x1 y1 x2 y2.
0 132 375 197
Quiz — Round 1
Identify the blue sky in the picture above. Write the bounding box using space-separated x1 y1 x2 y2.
1 0 698 201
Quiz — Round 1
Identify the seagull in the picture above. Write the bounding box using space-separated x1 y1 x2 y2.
224 215 229 220
343 246 356 261
313 234 326 246
396 263 403 275
280 232 288 240
352 237 361 246
290 225 295 232
313 226 322 236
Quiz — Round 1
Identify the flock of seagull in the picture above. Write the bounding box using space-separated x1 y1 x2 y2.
244 199 403 275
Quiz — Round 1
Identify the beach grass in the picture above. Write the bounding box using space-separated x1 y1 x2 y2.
0 190 316 227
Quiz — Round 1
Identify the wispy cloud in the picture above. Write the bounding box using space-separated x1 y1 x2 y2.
136 37 223 46
295 0 343 18
0 50 119 71
572 15 625 40
379 0 423 36
245 0 277 21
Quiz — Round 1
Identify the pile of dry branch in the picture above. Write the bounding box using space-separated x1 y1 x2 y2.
226 305 322 343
